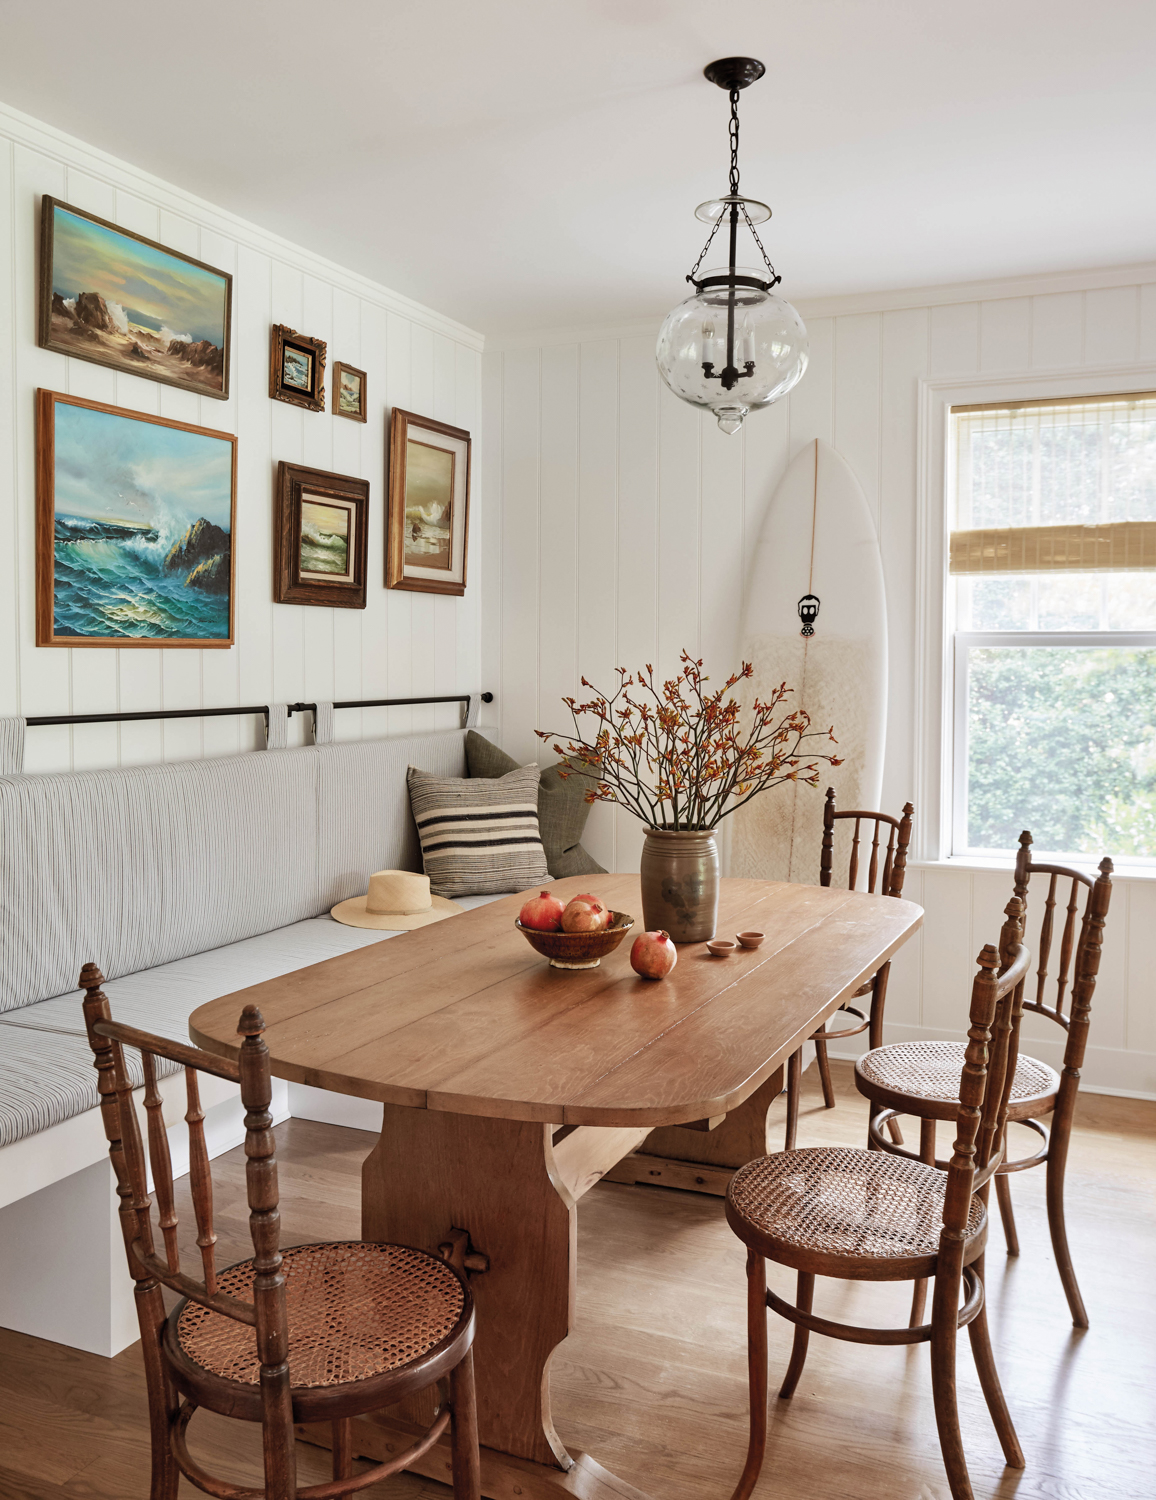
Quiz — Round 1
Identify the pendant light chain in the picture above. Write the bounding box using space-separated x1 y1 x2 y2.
728 87 742 196
686 218 724 286
685 81 780 289
741 204 780 288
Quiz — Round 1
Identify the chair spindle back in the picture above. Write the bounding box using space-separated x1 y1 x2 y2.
820 786 914 897
941 898 1030 1243
1012 832 1114 1076
79 963 278 1331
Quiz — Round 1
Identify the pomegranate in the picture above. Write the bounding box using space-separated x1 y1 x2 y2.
560 897 611 933
519 891 566 932
630 930 678 980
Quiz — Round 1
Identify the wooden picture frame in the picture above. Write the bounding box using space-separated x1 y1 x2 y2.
333 362 368 422
274 462 369 609
36 390 237 648
386 407 471 597
38 196 232 399
270 325 326 412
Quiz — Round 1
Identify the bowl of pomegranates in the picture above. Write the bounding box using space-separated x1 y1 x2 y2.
516 890 634 969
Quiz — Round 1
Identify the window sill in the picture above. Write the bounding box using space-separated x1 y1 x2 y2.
911 855 1156 881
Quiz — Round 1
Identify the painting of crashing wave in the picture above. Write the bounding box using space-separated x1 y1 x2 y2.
36 391 237 648
38 197 232 398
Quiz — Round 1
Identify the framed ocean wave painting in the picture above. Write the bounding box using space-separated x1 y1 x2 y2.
273 461 369 609
36 390 237 648
270 324 326 412
386 407 471 596
38 197 232 398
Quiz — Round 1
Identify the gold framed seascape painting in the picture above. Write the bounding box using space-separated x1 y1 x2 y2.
386 408 471 596
36 390 236 647
270 324 326 411
38 196 232 398
333 361 367 422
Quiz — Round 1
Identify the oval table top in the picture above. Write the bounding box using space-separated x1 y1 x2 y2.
189 874 923 1130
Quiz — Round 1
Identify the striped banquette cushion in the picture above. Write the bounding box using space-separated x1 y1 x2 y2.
407 763 549 897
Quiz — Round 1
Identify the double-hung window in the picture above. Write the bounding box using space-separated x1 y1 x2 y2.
949 393 1156 865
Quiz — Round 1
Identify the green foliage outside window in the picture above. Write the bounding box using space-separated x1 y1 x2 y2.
967 647 1156 857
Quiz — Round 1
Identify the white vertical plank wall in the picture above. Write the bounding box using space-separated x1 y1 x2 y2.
483 268 1156 1098
0 102 485 774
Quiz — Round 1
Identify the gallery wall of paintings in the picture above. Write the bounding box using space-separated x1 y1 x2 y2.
0 100 485 775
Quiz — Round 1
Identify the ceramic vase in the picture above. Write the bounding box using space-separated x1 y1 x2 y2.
639 827 719 943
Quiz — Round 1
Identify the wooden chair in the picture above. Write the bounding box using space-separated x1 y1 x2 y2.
726 899 1029 1500
782 787 914 1150
78 964 481 1500
854 834 1113 1328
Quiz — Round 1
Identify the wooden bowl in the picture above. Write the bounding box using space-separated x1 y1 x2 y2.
706 939 738 957
736 931 765 949
515 912 635 969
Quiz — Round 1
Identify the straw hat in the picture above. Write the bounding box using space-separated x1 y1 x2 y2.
330 870 462 930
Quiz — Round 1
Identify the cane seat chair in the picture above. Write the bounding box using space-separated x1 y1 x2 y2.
726 900 1030 1500
854 833 1113 1328
782 787 914 1150
78 965 481 1500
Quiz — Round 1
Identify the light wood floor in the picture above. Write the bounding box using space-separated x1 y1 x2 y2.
2 1062 1153 1500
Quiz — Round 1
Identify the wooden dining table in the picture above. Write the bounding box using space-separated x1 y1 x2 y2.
190 873 923 1500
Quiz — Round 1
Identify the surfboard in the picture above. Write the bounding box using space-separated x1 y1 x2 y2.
730 439 888 885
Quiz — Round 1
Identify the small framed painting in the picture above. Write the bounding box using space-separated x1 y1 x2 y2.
270 325 326 412
386 408 471 596
39 196 232 399
274 462 369 609
36 390 236 647
333 362 367 422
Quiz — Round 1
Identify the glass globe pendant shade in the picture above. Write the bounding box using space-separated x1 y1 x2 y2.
656 268 809 436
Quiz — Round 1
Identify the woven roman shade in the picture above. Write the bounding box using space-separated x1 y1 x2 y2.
951 393 1156 575
950 521 1156 574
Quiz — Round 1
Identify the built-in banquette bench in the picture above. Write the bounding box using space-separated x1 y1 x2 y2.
0 726 503 1357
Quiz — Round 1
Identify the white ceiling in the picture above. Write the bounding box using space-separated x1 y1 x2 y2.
2 0 1154 336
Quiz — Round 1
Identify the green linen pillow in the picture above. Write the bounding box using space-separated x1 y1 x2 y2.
465 730 606 879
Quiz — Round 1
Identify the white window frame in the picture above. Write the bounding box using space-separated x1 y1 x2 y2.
915 363 1156 866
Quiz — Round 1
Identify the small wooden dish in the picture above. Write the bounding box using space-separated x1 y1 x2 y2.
706 939 738 957
515 912 634 969
736 931 765 949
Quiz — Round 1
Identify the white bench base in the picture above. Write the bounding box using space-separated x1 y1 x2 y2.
0 1071 289 1356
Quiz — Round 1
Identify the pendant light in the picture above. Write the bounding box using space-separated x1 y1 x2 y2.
656 57 808 435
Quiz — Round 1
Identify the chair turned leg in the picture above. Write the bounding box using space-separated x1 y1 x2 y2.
929 1281 975 1500
909 1117 937 1327
886 1113 905 1146
137 1283 180 1500
1046 1140 1088 1328
994 1171 1020 1257
449 1348 481 1500
966 1256 1025 1469
778 1271 814 1399
331 1418 352 1482
784 1048 802 1151
814 1034 836 1108
728 1250 769 1500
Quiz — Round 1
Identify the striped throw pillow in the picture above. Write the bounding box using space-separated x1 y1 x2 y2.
407 763 550 897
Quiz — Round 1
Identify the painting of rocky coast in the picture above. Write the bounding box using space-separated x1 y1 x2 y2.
39 198 231 397
36 393 236 647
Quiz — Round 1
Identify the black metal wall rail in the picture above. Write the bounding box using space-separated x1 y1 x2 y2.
25 693 493 729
